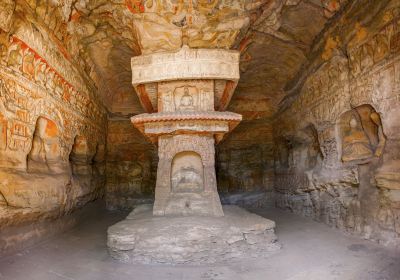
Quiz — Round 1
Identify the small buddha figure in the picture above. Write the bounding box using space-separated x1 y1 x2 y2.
172 165 203 193
46 70 55 90
22 49 35 79
7 42 22 71
342 117 374 162
179 86 195 111
35 62 47 86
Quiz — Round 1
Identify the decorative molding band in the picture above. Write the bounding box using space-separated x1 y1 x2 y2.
131 46 240 86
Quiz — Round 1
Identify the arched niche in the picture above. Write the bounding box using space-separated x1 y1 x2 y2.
93 143 106 164
69 135 94 176
296 124 323 171
27 116 63 173
171 151 204 193
92 143 106 176
274 124 322 172
69 135 91 164
337 104 386 164
274 136 292 170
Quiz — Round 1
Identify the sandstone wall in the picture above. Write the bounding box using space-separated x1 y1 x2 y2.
217 119 275 204
0 0 107 253
104 118 274 210
105 119 156 210
273 0 400 246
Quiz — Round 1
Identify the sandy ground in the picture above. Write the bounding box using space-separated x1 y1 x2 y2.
0 202 399 280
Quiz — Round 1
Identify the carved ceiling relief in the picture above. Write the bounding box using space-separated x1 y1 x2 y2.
348 20 396 79
128 0 255 54
2 0 349 118
1 0 349 118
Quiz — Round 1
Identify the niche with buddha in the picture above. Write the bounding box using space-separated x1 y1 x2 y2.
170 151 204 193
338 105 386 164
27 117 66 174
158 81 214 112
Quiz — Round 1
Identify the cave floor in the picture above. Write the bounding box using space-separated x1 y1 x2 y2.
0 203 399 280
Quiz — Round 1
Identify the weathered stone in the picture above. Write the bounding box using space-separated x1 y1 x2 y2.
1 0 399 258
0 0 107 250
107 205 280 264
272 0 400 246
106 39 281 264
129 45 242 217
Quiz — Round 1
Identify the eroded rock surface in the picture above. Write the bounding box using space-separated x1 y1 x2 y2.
108 204 280 264
1 0 400 256
273 0 400 246
0 0 107 253
105 120 156 210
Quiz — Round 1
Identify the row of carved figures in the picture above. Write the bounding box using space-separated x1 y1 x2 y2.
1 37 104 122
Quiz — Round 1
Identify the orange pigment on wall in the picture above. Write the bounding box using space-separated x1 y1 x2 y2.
45 119 58 138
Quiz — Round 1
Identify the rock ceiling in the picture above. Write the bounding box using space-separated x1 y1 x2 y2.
14 0 348 119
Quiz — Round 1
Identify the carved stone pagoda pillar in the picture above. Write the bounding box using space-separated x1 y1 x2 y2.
107 45 279 265
130 45 242 217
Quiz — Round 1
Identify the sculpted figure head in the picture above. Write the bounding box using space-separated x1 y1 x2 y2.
349 117 358 129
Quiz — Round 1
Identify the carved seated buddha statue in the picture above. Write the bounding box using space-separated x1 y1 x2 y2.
171 166 203 193
342 117 374 162
178 87 195 111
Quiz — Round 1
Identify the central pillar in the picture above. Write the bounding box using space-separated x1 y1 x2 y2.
107 45 280 264
129 45 242 217
155 135 222 216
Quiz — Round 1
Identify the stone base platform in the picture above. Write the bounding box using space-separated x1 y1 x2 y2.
107 205 280 264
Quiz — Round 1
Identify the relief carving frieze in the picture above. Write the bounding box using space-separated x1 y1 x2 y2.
0 35 105 124
131 46 240 86
0 64 106 164
348 19 398 79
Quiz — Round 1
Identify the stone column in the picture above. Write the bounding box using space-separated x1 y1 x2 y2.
130 46 242 217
